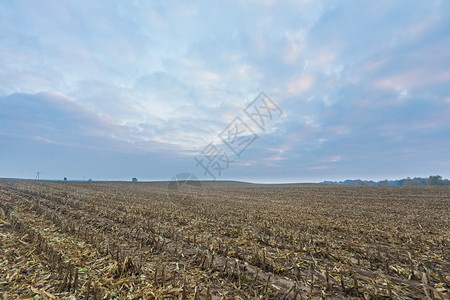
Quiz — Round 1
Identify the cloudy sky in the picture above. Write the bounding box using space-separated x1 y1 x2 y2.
1 0 449 182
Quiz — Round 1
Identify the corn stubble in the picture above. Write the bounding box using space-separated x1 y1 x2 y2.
0 179 448 299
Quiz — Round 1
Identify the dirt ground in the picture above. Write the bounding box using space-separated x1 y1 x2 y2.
0 179 448 299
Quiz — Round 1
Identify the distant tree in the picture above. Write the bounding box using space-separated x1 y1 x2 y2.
64 177 67 181
378 180 388 186
322 176 449 186
403 177 415 186
427 175 447 186
88 178 93 182
132 177 138 182
412 177 426 185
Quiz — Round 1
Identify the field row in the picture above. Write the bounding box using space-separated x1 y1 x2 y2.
0 179 449 299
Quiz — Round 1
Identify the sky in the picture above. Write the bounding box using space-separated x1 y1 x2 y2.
0 0 449 183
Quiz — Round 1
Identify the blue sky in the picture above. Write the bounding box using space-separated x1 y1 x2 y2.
0 0 449 182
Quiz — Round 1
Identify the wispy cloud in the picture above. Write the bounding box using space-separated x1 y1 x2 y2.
0 0 449 180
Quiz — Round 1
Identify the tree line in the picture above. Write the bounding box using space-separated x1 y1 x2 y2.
322 175 450 186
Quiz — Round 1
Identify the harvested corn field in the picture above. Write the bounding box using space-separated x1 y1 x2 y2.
0 179 448 299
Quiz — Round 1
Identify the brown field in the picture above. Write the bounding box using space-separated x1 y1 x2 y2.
0 179 448 299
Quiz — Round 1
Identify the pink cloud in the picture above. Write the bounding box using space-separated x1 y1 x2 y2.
285 73 315 95
374 68 450 90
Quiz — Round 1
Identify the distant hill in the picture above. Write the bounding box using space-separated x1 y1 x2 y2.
322 175 450 186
